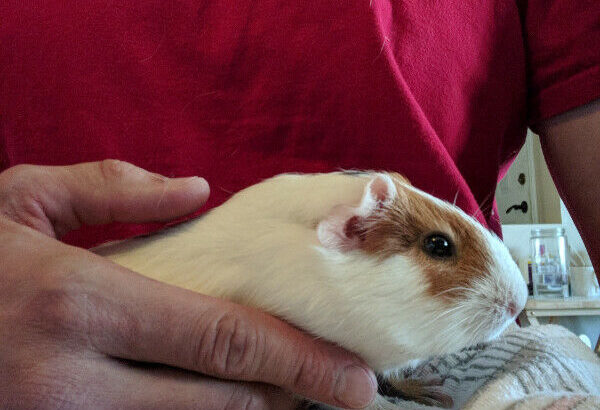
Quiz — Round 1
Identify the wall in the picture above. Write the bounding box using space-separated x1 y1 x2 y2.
530 132 562 223
561 200 593 266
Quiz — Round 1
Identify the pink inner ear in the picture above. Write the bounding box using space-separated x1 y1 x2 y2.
368 175 394 203
344 215 366 241
317 206 364 251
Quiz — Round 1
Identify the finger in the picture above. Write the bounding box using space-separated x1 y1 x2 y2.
83 255 377 409
104 360 298 410
61 160 211 225
0 160 210 237
30 349 297 410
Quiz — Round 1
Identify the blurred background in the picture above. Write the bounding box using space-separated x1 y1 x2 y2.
496 130 599 353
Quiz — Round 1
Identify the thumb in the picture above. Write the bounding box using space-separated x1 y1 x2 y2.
0 160 210 237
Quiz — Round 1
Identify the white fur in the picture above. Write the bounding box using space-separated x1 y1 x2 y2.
94 172 527 375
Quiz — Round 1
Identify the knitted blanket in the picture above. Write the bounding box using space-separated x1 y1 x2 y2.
311 325 600 410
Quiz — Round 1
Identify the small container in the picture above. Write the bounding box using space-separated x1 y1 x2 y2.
530 228 570 298
570 267 600 297
527 260 533 296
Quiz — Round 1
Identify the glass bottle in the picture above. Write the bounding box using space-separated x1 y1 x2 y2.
530 228 570 298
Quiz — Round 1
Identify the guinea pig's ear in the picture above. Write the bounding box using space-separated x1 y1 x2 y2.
317 174 397 251
388 172 412 186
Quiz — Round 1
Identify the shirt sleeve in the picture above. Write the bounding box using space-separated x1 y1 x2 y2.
521 0 600 123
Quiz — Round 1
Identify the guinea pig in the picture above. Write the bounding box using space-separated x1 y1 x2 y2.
94 171 527 408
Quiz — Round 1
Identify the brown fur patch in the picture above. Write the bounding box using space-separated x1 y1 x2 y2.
360 175 493 301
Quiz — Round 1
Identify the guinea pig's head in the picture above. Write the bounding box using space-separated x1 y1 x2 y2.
316 173 527 371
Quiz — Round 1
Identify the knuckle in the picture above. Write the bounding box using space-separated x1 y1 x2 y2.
23 268 90 338
98 159 140 182
197 311 260 378
292 352 329 395
0 165 59 232
0 164 42 206
27 288 85 336
1 164 39 182
224 388 268 410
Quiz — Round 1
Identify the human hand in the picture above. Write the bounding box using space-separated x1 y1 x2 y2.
0 160 377 409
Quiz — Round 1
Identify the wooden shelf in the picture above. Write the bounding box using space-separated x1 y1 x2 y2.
526 297 600 310
520 296 600 354
520 296 600 326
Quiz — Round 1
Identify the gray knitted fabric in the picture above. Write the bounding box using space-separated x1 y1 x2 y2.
310 325 600 410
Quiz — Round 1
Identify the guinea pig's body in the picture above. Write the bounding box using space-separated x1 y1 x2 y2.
95 171 527 407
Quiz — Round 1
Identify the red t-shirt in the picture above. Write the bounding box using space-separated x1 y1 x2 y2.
1 1 599 248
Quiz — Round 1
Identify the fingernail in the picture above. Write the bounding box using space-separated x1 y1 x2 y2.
335 365 377 408
182 176 210 193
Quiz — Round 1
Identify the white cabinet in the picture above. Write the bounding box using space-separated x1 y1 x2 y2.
496 130 561 225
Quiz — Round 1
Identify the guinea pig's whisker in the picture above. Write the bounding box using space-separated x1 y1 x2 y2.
432 286 475 298
442 313 472 334
473 204 494 221
418 314 449 332
426 304 466 324
467 313 492 344
439 318 473 349
471 191 494 220
439 323 465 344
440 304 469 319
434 304 473 335
417 307 465 334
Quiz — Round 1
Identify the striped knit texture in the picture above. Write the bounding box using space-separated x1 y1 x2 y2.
310 325 600 410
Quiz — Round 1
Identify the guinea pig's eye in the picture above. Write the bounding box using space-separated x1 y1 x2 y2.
422 233 455 259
